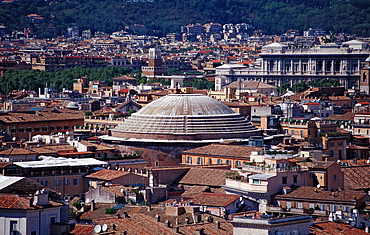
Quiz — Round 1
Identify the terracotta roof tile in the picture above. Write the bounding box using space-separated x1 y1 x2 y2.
0 109 83 123
70 224 93 235
311 221 368 235
94 214 178 235
342 166 370 190
190 193 240 207
182 144 263 160
275 186 365 203
179 168 229 187
0 194 35 209
86 169 130 181
0 147 36 156
177 222 233 235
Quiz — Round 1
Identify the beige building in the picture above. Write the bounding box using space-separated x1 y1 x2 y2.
2 157 107 199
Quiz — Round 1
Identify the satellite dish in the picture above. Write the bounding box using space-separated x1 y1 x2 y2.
94 225 101 233
102 224 108 232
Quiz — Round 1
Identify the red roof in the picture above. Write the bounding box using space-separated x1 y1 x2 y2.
304 102 321 105
0 194 39 210
191 193 240 207
118 89 132 93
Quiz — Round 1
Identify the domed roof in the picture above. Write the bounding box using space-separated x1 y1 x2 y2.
109 94 259 142
137 94 235 116
66 102 79 109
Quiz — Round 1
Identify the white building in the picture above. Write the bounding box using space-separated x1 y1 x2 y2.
0 176 68 235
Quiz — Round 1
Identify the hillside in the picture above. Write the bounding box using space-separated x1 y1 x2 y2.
1 0 370 38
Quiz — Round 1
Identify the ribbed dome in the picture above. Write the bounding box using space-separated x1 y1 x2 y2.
110 94 259 141
66 102 79 109
137 94 236 116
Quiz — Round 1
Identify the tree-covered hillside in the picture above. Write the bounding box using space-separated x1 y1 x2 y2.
1 0 370 38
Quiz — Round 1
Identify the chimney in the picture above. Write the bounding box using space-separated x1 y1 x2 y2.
196 228 204 235
185 217 190 224
155 214 160 222
165 219 171 228
33 190 49 206
147 205 152 211
196 213 202 223
216 221 221 229
91 199 95 211
27 196 34 207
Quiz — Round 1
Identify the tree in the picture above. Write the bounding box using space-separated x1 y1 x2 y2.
84 111 93 116
128 109 137 116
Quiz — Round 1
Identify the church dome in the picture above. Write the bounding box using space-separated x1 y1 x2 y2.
109 94 260 142
66 102 79 110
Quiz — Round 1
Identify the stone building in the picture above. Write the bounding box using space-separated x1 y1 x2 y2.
216 41 370 89
104 94 260 145
141 48 168 78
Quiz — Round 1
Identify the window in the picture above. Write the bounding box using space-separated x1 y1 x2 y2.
309 204 314 209
338 142 343 146
291 130 295 135
208 158 212 164
282 177 287 184
293 175 298 184
34 127 40 132
197 157 202 165
50 126 55 131
64 125 69 130
330 142 334 147
42 126 48 131
298 203 303 209
41 179 48 187
333 175 337 181
57 125 62 131
65 178 70 186
51 217 56 223
235 161 241 167
330 150 334 158
18 127 24 133
217 159 222 164
286 202 291 209
55 179 61 186
10 128 16 133
332 205 337 212
26 127 32 132
10 221 18 234
73 178 79 186
300 130 303 136
321 204 326 210
344 206 349 212
252 179 260 184
226 160 231 165
186 156 192 164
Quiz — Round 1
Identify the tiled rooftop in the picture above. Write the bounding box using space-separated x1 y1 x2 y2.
191 193 240 207
0 147 36 156
86 169 130 181
275 186 366 203
182 144 263 159
179 168 230 187
342 166 370 190
0 109 83 123
311 221 368 235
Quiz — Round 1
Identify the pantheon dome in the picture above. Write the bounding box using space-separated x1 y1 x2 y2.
106 94 260 143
